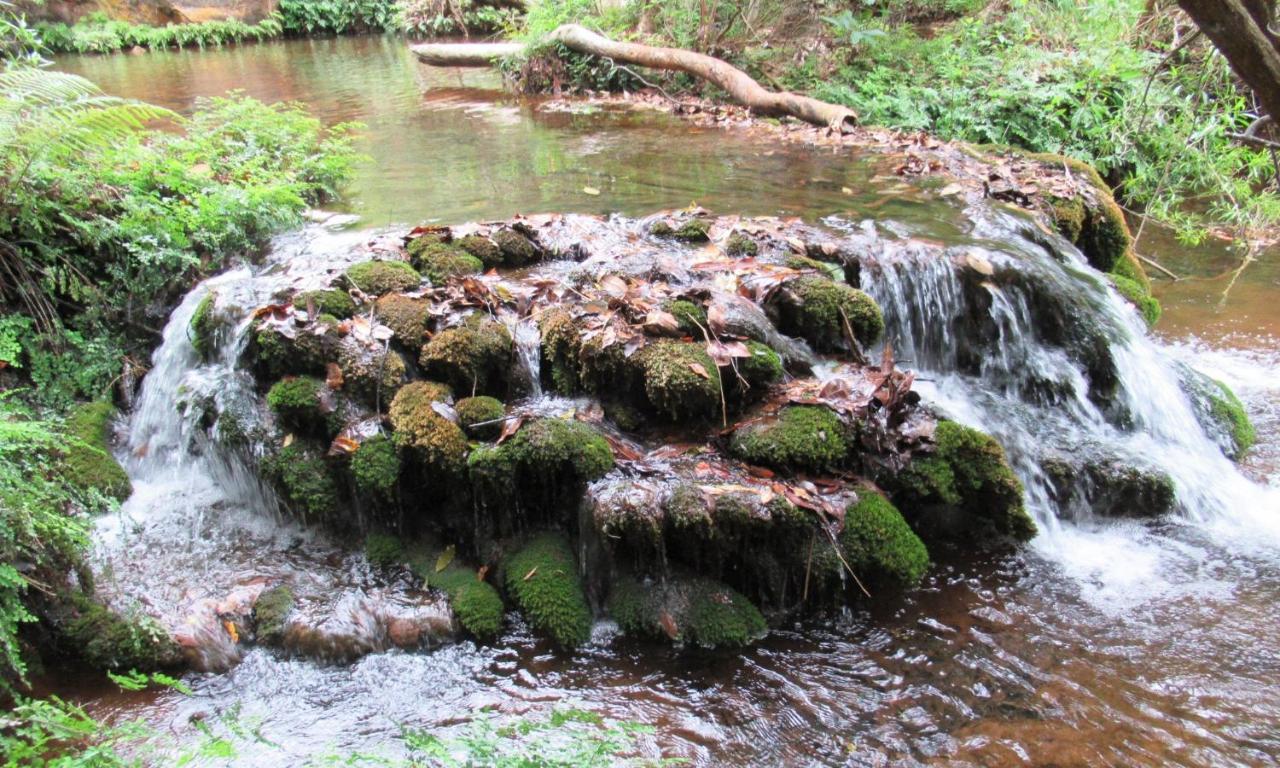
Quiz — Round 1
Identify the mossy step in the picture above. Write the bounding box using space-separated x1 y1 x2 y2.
408 546 505 641
607 573 766 649
503 533 592 649
62 402 132 503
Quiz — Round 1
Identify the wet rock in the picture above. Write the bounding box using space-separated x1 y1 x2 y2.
409 240 482 284
607 573 766 649
1179 366 1256 460
456 234 503 268
190 290 233 359
388 381 467 477
61 401 132 503
262 444 342 522
410 547 505 641
419 315 513 397
503 533 592 649
771 275 884 353
295 288 357 320
492 228 540 267
1042 452 1175 519
337 336 407 407
62 592 182 671
253 585 295 646
374 293 431 347
266 376 335 438
345 259 421 295
729 405 851 474
455 396 505 440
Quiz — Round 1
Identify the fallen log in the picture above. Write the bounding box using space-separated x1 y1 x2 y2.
410 24 858 132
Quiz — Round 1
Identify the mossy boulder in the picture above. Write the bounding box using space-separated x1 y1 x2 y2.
62 402 131 503
388 381 468 476
190 291 230 359
253 585 294 645
410 241 483 284
663 299 707 336
410 550 505 641
834 493 929 587
1109 273 1161 327
262 444 341 521
635 340 722 422
456 234 503 268
374 293 431 347
295 289 357 319
419 317 513 397
729 406 850 473
266 377 332 437
468 417 614 515
64 595 181 671
889 420 1035 542
651 217 710 242
787 254 844 283
250 319 340 380
492 228 539 266
345 260 421 295
364 532 405 567
503 533 592 649
774 275 884 352
727 341 784 401
539 309 585 393
337 339 407 407
455 396 505 440
607 574 766 649
1207 379 1256 458
351 435 400 499
724 232 758 257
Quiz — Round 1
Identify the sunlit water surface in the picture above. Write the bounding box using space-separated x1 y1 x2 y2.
54 37 1280 766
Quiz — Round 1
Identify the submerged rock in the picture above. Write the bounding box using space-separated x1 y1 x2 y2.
608 573 766 649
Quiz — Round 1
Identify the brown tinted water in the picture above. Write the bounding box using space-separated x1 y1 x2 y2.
54 36 1280 766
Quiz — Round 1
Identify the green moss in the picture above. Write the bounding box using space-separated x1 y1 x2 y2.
724 232 758 257
388 381 468 476
606 574 765 649
365 532 405 567
189 291 226 358
729 406 849 473
345 260 421 295
1109 273 1161 326
648 221 674 236
295 289 357 319
672 218 710 242
922 421 1035 541
456 234 503 268
1046 194 1087 243
266 376 329 436
374 294 431 347
894 456 962 506
62 402 132 503
263 444 341 521
411 241 484 284
419 317 513 397
503 533 592 649
786 254 844 282
636 340 722 422
492 228 539 266
415 557 505 641
64 595 179 671
539 309 584 394
1032 153 1136 275
663 299 707 336
469 418 614 511
351 435 399 499
337 341 407 406
776 275 884 351
1208 379 1256 456
731 341 784 395
254 585 294 645
251 319 339 379
838 493 929 586
455 396 505 440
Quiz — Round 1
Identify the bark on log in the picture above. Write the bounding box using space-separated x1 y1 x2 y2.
411 24 858 132
1178 0 1280 125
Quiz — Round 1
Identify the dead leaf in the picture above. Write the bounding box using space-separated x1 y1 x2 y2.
659 610 680 640
600 275 628 298
841 186 853 195
688 362 710 379
326 362 344 389
329 436 360 455
496 414 525 444
522 566 538 582
435 545 455 573
223 620 239 644
477 565 489 582
283 434 295 448
583 186 601 196
707 303 728 336
644 309 681 335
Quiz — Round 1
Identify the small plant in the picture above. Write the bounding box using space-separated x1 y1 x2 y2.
822 10 887 49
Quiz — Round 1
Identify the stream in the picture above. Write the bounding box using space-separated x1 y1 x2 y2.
55 37 1280 766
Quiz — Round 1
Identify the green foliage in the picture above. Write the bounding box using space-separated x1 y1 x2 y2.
503 533 592 649
35 14 285 54
60 401 132 502
821 10 887 49
364 532 405 567
398 0 519 37
729 405 849 473
263 444 342 521
278 0 399 35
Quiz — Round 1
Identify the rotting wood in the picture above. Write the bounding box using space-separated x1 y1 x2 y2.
411 24 859 132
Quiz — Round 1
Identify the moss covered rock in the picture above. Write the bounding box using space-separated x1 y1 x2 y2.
374 293 431 347
774 275 884 352
410 240 483 284
607 574 766 649
455 396 505 440
728 341 784 401
503 533 592 649
253 585 294 646
62 402 131 503
651 217 710 242
468 418 614 513
539 309 585 394
266 377 331 436
635 340 722 422
890 421 1035 542
337 339 407 407
663 299 707 336
729 406 850 473
64 595 180 671
787 254 844 283
388 381 467 475
1110 273 1161 327
836 493 929 586
1207 379 1256 458
492 228 539 266
295 289 357 319
456 234 503 268
351 435 399 499
365 532 405 567
419 317 513 397
190 291 230 359
724 232 758 257
410 550 505 641
250 319 340 380
263 444 341 521
345 260 421 295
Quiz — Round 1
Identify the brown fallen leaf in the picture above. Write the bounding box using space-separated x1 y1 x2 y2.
659 610 680 640
522 566 538 582
496 414 525 444
688 362 710 379
223 620 239 644
326 362 344 389
329 436 360 455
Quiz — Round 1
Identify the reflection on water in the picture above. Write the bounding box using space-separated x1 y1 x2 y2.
53 38 1280 767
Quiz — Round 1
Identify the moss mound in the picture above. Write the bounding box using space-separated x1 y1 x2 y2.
503 533 592 649
651 217 710 242
412 552 505 641
254 585 294 645
729 341 784 399
776 275 884 352
607 574 766 649
351 435 399 499
345 260 421 295
469 417 614 512
724 232 758 257
892 421 1035 542
64 595 180 671
663 299 707 336
729 406 849 473
295 289 357 319
410 240 484 284
388 381 467 475
787 254 844 282
539 309 585 393
1109 273 1161 326
251 320 339 380
456 234 503 268
62 402 131 503
374 293 431 347
419 317 513 397
364 532 405 567
263 444 341 521
1208 379 1256 457
190 291 228 359
837 493 929 586
636 340 722 422
455 396 505 440
492 228 539 266
266 376 330 436
337 340 407 407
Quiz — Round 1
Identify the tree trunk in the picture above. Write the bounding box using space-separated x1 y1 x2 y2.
411 24 858 132
1178 0 1280 123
